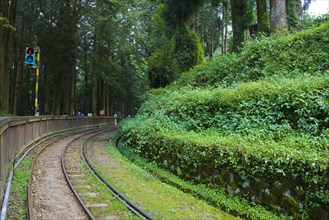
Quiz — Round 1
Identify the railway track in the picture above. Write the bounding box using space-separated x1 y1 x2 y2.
82 131 154 220
27 126 153 220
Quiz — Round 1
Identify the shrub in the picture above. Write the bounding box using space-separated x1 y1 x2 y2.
177 22 329 88
139 76 329 140
122 21 329 218
122 118 329 218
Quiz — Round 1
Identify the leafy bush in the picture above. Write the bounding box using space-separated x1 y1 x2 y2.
140 76 329 141
177 22 329 88
293 13 329 31
0 110 11 116
122 21 329 218
122 117 329 218
118 142 289 220
174 25 205 72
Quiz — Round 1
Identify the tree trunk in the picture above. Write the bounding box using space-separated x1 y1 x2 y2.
101 80 106 114
0 2 8 112
106 86 109 116
52 81 61 115
286 0 301 29
69 67 75 115
13 12 26 115
82 36 89 114
91 37 97 115
43 49 50 115
121 102 125 118
221 2 227 55
224 24 227 55
210 31 214 60
256 0 270 34
0 0 16 113
270 0 288 33
12 60 22 114
231 0 245 52
7 0 17 113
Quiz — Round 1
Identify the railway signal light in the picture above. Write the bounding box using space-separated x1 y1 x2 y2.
25 47 36 67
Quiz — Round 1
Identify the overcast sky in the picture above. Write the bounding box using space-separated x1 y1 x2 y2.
308 0 329 16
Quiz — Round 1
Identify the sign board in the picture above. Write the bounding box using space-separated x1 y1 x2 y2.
99 110 105 115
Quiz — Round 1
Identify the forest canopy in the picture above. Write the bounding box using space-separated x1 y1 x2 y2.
0 0 324 116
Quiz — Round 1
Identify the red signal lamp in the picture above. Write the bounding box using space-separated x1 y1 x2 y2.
26 47 34 55
25 47 36 67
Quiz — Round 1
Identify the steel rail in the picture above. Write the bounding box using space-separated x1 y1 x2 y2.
82 128 155 220
27 135 68 220
28 128 104 219
3 132 68 220
1 121 114 220
61 128 111 220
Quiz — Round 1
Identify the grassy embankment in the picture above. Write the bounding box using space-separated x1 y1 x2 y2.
121 21 329 219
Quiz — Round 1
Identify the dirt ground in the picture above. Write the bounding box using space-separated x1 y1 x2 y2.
31 134 88 220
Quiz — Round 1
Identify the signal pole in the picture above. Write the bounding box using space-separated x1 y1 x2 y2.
24 46 40 116
35 48 40 116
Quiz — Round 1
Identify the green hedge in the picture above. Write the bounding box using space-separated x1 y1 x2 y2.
122 21 329 219
122 119 329 218
118 143 289 220
140 76 329 141
122 75 329 218
177 22 329 88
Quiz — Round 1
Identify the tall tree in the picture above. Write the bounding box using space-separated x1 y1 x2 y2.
74 0 150 116
10 0 28 115
231 0 246 52
165 0 205 71
270 0 288 33
147 0 205 88
161 0 207 28
147 3 178 88
195 2 222 60
221 0 229 55
286 0 302 29
0 0 17 113
256 0 270 34
301 0 312 16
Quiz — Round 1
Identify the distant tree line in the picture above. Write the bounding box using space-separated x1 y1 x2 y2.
0 0 312 116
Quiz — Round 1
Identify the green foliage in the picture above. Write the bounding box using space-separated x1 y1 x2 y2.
141 76 329 140
293 13 329 31
118 143 287 219
178 21 329 88
0 15 16 31
122 116 329 217
286 0 302 29
147 1 205 88
0 110 11 116
148 36 179 88
7 159 32 219
122 22 329 218
243 0 257 28
174 26 205 72
160 0 208 28
147 3 177 88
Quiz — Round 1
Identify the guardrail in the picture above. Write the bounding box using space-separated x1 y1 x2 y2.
0 116 115 205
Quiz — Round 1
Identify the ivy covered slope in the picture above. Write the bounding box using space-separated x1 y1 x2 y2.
122 22 329 219
179 21 329 88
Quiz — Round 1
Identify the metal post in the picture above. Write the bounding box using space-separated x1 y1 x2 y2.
35 49 40 116
114 114 117 125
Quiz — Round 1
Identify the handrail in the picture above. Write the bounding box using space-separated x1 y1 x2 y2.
0 116 115 209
